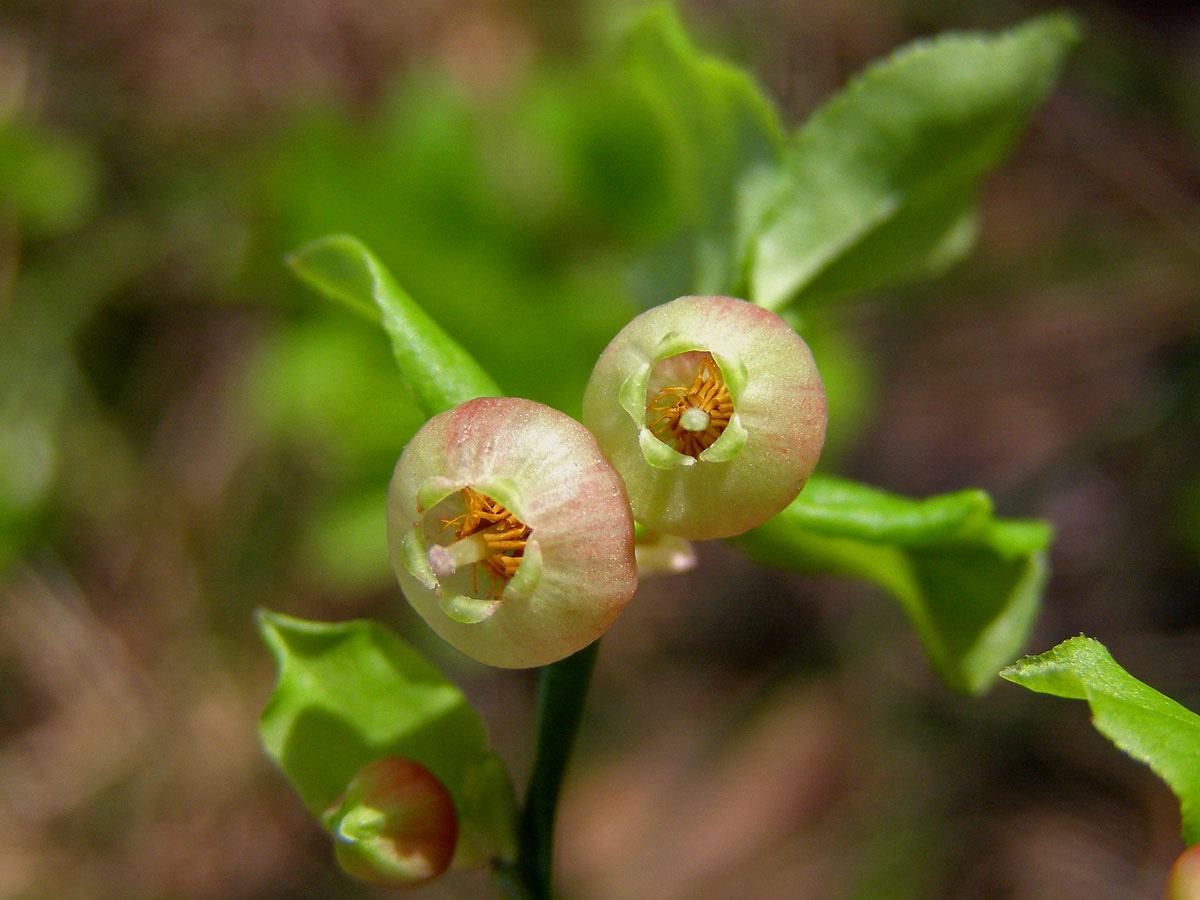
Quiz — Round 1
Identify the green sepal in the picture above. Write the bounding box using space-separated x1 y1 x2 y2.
1002 636 1200 846
438 592 501 625
400 527 438 591
286 234 502 417
503 539 543 600
257 611 517 866
697 412 747 463
638 425 692 469
735 474 1053 695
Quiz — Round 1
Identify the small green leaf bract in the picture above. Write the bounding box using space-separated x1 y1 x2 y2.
1002 636 1200 846
286 235 501 417
735 475 1053 695
257 610 516 865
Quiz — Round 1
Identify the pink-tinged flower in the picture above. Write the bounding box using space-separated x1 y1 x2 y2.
582 295 826 540
323 757 458 886
387 397 638 668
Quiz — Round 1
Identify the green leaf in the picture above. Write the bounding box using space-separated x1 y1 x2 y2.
286 235 501 417
615 3 785 215
746 13 1080 310
257 611 517 866
613 3 786 301
735 475 1053 695
1001 636 1200 846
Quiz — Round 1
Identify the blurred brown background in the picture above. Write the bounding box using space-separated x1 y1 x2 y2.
2 1 1199 898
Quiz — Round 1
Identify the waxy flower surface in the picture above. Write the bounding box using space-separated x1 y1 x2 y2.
388 397 637 668
582 295 826 540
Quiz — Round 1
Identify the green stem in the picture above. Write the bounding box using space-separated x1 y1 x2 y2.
497 640 600 900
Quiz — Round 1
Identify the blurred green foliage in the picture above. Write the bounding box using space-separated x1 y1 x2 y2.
0 119 99 238
1 3 1073 626
257 5 783 415
0 113 128 571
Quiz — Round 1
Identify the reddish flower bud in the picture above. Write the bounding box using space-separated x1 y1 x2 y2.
323 757 458 887
1169 844 1200 900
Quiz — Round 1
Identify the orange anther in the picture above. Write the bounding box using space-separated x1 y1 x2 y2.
646 353 734 459
441 487 531 599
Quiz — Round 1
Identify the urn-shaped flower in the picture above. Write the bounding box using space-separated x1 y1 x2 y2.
387 397 638 668
582 295 826 540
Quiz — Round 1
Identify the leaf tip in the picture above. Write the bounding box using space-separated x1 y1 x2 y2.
997 660 1023 684
256 607 286 654
997 634 1102 698
1036 9 1086 47
256 608 355 664
285 232 364 266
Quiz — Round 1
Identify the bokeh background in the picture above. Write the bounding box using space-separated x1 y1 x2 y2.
2 0 1200 898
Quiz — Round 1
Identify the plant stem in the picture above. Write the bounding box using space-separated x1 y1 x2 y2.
497 640 600 900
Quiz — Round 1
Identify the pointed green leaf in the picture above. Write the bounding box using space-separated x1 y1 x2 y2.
735 475 1053 695
286 234 501 416
257 611 516 866
1002 636 1200 846
747 14 1080 310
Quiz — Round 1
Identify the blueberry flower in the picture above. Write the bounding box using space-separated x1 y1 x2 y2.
582 295 826 540
387 397 638 668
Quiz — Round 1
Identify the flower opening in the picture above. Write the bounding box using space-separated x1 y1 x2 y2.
430 488 532 599
646 352 733 459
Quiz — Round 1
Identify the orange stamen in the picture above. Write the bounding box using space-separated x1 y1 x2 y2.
646 353 734 459
438 488 531 599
